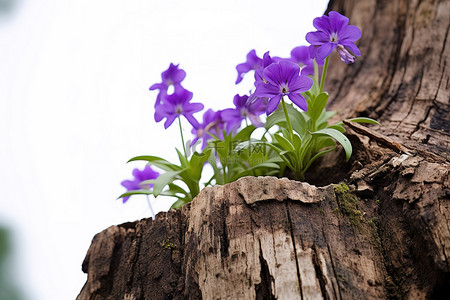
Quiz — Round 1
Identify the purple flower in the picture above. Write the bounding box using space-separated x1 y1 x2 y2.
221 94 265 132
155 87 203 129
235 50 263 84
149 63 186 93
191 109 224 149
254 60 313 115
150 63 187 106
121 165 160 203
254 51 278 86
306 11 361 64
289 46 316 75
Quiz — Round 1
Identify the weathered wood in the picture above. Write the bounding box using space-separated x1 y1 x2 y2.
78 158 449 299
78 0 450 299
325 0 450 159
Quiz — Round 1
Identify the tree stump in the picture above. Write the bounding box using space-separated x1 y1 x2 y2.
78 0 450 299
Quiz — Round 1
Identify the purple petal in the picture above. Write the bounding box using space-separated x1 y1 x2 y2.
233 94 248 108
248 114 264 127
316 43 336 61
255 82 280 97
328 11 349 33
184 114 200 129
288 93 307 111
308 45 319 59
184 102 204 114
121 179 139 191
289 76 313 93
164 115 177 129
236 62 252 73
154 105 165 122
336 45 356 64
266 94 282 115
300 64 314 76
149 83 166 91
306 31 330 45
339 24 362 42
312 15 331 34
290 46 310 63
263 61 299 87
340 40 361 56
278 60 301 83
221 108 241 121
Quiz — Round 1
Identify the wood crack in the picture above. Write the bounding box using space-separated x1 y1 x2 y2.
439 19 450 67
326 244 343 300
312 244 330 300
255 240 276 300
285 202 304 300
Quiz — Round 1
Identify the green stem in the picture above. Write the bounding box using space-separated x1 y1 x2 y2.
281 97 294 141
319 56 329 93
178 116 187 158
313 59 320 84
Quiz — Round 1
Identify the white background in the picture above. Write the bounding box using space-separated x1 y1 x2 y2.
0 0 328 299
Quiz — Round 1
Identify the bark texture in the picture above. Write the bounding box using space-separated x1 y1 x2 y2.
78 0 449 299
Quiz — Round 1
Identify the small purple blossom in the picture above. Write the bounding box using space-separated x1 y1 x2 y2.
221 94 265 132
254 51 278 86
191 109 224 149
254 60 313 115
149 63 186 93
235 50 263 84
306 11 361 64
155 87 203 129
149 63 186 107
121 165 160 203
289 46 316 75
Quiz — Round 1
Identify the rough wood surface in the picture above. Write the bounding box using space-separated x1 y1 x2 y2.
78 157 449 299
78 0 450 299
325 0 450 160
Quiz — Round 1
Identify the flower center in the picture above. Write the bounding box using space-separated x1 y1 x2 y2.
330 32 339 43
240 108 248 117
175 105 183 114
280 84 289 94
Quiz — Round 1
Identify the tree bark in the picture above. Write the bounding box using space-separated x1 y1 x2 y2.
77 0 449 299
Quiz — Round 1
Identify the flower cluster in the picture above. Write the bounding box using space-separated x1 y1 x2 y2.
150 63 203 129
119 11 376 215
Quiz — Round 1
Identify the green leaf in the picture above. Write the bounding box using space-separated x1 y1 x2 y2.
347 117 381 125
274 133 295 151
168 183 188 196
118 189 152 199
265 104 308 137
234 125 256 141
176 148 189 168
311 128 353 161
170 198 188 209
232 162 280 181
316 110 337 129
313 136 336 152
293 134 302 149
208 148 223 185
236 140 294 170
303 146 337 172
189 148 212 179
153 170 184 197
308 92 329 122
327 124 346 133
128 155 181 171
308 75 320 97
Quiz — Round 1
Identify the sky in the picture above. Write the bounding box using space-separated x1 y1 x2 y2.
0 0 328 299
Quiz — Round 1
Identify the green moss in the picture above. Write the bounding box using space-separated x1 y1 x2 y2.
161 237 177 250
333 182 362 228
